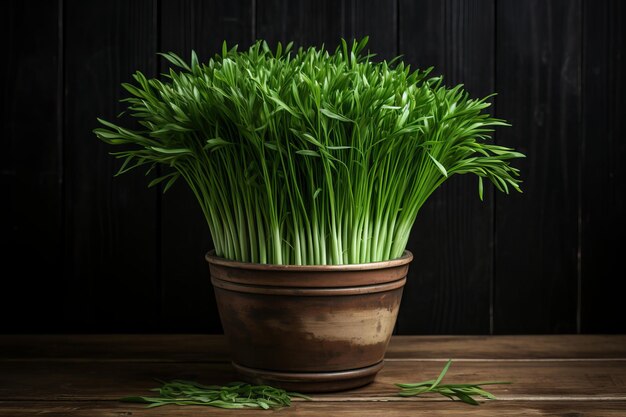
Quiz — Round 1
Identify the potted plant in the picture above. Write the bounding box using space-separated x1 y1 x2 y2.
95 38 523 392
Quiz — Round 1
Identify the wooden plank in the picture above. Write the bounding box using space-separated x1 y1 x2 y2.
0 335 230 362
1 359 625 400
256 0 345 49
0 401 625 416
385 335 626 360
0 1 62 332
2 335 626 361
397 0 495 334
494 0 580 333
343 0 397 60
63 0 159 331
580 0 626 332
158 0 254 332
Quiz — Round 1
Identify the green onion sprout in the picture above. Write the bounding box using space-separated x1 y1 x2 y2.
94 38 524 265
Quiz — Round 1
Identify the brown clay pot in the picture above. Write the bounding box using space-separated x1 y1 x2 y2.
206 250 413 392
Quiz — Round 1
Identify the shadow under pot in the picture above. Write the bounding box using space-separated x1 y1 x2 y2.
206 250 413 392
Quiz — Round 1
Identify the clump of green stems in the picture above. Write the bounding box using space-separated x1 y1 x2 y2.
95 37 524 265
123 361 509 409
121 380 310 409
396 359 511 405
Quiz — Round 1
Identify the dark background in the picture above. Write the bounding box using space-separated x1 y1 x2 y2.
2 0 624 334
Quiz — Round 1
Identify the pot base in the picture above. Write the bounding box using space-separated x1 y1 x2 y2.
232 361 384 393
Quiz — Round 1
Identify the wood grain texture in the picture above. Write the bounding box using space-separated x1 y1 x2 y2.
397 0 495 334
158 0 254 332
385 334 626 360
0 401 625 417
580 0 626 332
494 0 580 333
2 359 626 400
343 0 397 60
1 335 625 415
63 0 159 331
256 0 345 49
0 1 62 332
2 335 625 361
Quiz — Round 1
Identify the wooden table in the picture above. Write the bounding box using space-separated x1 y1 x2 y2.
1 335 625 415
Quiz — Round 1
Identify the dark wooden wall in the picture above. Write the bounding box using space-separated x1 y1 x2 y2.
2 0 624 334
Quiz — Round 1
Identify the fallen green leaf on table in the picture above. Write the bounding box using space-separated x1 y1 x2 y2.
122 360 507 409
121 380 311 409
396 359 511 405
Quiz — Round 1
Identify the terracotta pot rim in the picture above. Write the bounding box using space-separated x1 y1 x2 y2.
205 250 413 271
211 276 406 295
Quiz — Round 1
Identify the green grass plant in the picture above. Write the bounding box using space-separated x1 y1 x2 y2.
95 38 523 265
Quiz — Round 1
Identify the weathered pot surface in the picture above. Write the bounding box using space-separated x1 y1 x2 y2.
206 251 413 392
